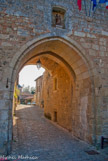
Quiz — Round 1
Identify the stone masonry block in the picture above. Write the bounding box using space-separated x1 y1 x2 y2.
0 34 9 39
0 110 8 120
74 31 86 37
1 42 12 47
87 33 96 38
102 31 108 36
92 44 99 50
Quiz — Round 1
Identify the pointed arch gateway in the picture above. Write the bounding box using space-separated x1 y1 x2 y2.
8 36 96 152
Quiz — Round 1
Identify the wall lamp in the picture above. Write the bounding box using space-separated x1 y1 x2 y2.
36 59 41 70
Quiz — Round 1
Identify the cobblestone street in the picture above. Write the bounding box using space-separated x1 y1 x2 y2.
10 105 107 161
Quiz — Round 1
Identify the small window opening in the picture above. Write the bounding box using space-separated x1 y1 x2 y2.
53 77 58 91
52 7 66 29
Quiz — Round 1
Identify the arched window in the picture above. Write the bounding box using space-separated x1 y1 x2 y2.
52 7 66 29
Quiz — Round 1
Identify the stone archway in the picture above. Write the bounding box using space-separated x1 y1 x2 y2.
2 36 96 155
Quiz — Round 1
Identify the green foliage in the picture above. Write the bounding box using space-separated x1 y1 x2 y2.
22 85 30 93
22 86 35 94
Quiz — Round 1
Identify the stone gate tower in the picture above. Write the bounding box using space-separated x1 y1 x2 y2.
0 0 108 155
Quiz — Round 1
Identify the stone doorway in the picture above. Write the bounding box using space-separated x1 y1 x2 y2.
54 111 57 122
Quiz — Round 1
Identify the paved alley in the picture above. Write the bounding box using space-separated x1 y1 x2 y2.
10 105 107 161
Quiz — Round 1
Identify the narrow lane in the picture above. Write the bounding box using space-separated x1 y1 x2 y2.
11 105 106 161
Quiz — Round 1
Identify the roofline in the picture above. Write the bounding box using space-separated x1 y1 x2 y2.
34 75 43 81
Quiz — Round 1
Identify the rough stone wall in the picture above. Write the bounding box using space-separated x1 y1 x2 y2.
35 76 43 107
43 68 72 131
0 0 107 154
42 63 92 143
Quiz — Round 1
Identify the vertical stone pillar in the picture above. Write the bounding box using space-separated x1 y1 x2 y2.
0 78 13 155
